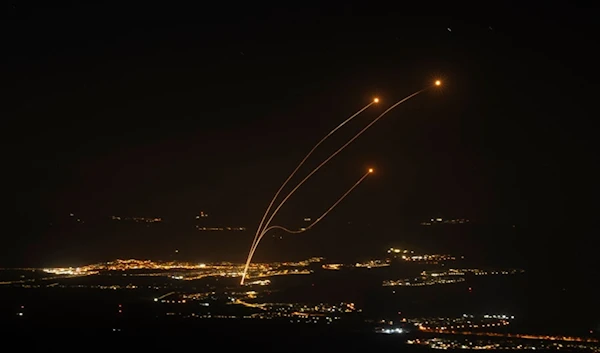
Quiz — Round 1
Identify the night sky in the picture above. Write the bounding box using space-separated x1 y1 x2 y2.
4 2 596 281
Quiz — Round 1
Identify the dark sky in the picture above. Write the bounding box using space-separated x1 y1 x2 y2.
3 3 596 274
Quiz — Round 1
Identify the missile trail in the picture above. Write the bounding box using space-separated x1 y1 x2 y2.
241 88 428 284
250 100 377 253
255 170 371 247
243 101 377 281
255 89 425 245
242 170 371 283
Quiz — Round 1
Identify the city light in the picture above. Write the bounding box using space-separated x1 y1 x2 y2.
5 250 594 350
435 80 441 86
36 257 324 283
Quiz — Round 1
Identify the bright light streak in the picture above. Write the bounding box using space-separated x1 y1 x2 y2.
254 88 425 247
242 101 377 284
243 170 371 283
260 170 371 236
368 168 374 173
242 88 428 284
373 98 379 103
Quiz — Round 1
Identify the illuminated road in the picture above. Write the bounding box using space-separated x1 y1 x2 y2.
420 327 599 343
233 299 266 309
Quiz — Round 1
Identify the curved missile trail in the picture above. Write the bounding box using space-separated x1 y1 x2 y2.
255 88 425 243
242 170 371 283
243 101 378 278
240 88 429 284
250 100 377 253
257 170 371 244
